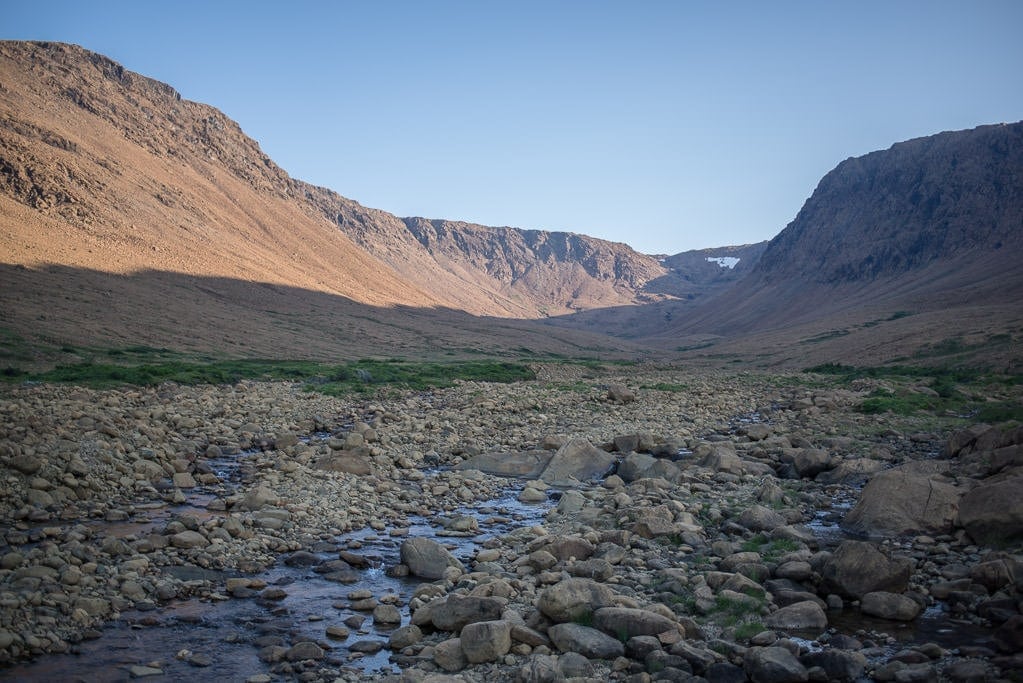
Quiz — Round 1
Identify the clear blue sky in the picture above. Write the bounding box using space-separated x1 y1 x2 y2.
5 1 1022 254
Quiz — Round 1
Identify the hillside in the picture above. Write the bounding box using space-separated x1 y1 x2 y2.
652 122 1023 369
0 40 697 332
0 41 665 363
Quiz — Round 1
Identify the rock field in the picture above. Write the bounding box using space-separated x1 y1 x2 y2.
1 365 1021 682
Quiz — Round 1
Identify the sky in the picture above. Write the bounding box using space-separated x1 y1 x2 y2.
4 1 1022 254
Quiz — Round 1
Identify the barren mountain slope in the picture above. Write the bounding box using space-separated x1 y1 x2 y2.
0 41 686 325
0 41 656 361
651 122 1023 368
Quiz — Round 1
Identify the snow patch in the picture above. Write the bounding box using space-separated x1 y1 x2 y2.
706 256 740 269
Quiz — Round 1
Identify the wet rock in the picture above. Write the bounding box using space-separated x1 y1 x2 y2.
285 640 324 661
860 591 922 621
820 540 912 599
373 604 401 625
538 577 618 623
460 619 512 663
400 537 464 580
548 622 625 659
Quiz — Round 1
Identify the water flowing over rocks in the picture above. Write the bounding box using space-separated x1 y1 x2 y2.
1 370 1021 681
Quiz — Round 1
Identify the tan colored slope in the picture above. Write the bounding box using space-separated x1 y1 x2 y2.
0 41 436 308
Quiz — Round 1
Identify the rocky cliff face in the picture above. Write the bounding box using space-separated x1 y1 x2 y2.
755 122 1023 284
659 122 1023 368
0 40 693 320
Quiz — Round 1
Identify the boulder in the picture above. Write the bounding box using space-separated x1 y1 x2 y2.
170 530 209 549
538 439 616 486
843 461 962 537
738 505 788 532
455 450 552 478
459 620 512 663
800 649 866 682
860 591 922 621
429 594 507 632
544 535 595 561
607 384 636 404
764 601 828 631
744 646 809 683
592 607 677 640
618 452 658 483
538 578 618 623
433 637 466 672
820 540 912 599
958 476 1023 546
547 622 625 659
313 453 372 475
814 458 885 486
993 614 1023 654
792 448 832 479
285 641 324 661
400 537 464 580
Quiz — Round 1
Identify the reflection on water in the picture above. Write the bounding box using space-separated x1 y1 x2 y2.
1 477 551 681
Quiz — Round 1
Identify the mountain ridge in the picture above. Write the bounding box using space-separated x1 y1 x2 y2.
0 40 712 322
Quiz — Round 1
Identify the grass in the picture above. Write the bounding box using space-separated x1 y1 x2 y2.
2 351 536 394
740 534 801 562
803 363 1023 423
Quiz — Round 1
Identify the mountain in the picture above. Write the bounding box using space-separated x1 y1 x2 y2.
653 122 1023 368
0 41 699 330
0 41 667 361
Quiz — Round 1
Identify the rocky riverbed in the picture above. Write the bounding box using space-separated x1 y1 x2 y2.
1 365 1021 682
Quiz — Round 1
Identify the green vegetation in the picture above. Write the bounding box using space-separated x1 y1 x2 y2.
733 621 767 641
740 534 801 561
804 363 1023 423
2 350 535 394
710 593 766 627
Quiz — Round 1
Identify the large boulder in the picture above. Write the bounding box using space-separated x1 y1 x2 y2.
400 537 464 580
800 649 866 682
792 448 833 479
842 461 962 537
738 505 788 532
744 646 809 683
592 607 677 640
428 594 507 632
538 578 618 623
538 439 616 486
860 591 922 621
958 475 1023 546
820 540 913 599
459 620 511 663
764 601 828 631
617 452 658 483
547 622 625 659
455 450 552 478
